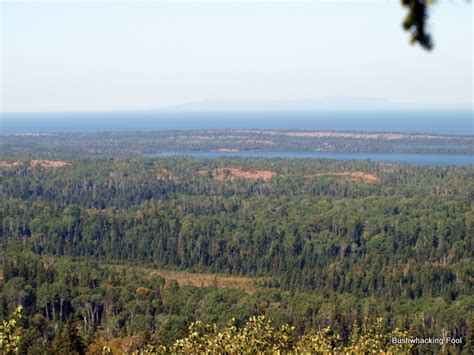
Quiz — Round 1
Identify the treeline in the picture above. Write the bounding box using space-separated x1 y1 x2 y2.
0 159 472 298
2 252 473 354
0 158 472 208
2 194 472 300
0 157 473 353
1 129 473 158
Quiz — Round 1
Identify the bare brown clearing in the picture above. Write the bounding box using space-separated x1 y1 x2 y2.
156 168 177 181
0 160 21 168
311 172 380 183
0 159 70 168
198 167 378 183
210 168 277 182
114 265 259 294
244 130 443 140
30 160 70 168
245 140 275 145
216 148 240 152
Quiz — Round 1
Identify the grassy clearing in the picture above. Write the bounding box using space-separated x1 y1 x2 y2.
113 264 261 294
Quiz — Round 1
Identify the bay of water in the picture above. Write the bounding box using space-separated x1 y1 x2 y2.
151 151 474 166
2 110 472 135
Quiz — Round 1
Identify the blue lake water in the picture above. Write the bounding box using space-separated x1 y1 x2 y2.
151 151 474 166
1 110 473 135
3 111 472 165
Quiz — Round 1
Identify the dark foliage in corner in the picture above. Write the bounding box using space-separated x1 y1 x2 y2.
401 0 433 50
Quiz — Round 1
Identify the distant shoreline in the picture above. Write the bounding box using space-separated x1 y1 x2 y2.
1 110 472 136
150 151 474 166
3 128 473 159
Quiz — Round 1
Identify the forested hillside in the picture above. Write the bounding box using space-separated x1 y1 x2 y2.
1 157 473 353
2 129 473 158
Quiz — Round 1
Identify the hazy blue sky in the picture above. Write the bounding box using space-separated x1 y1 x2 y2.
1 1 472 112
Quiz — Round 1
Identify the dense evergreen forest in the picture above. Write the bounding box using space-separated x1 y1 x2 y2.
2 129 473 158
0 157 473 353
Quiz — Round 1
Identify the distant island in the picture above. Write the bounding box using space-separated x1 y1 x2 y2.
2 129 473 159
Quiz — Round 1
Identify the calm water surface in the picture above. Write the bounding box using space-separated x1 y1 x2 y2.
2 111 472 135
151 151 473 166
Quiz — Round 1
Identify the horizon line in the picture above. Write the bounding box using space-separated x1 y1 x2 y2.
2 107 473 115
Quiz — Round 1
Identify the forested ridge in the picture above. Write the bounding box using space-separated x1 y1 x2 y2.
1 157 473 353
2 129 473 158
